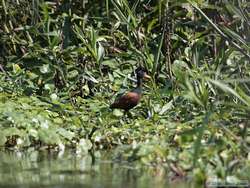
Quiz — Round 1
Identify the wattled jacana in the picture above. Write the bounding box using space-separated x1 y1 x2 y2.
110 68 150 111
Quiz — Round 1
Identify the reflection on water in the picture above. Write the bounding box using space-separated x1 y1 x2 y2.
0 149 191 188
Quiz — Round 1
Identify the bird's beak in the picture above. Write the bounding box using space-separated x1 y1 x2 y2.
143 73 151 80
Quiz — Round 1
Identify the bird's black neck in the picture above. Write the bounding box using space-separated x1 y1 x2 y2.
136 77 143 88
131 77 143 94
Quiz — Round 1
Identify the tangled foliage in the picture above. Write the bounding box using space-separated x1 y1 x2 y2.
0 0 250 183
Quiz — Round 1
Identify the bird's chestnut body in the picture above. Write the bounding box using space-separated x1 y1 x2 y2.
110 91 141 111
110 68 150 111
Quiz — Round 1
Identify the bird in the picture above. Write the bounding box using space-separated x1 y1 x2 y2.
110 67 150 112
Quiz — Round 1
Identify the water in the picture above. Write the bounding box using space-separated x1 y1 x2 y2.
0 149 191 188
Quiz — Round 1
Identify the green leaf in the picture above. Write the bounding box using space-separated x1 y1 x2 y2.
38 128 61 145
209 79 250 106
57 128 75 140
0 132 7 146
113 109 124 117
159 100 173 115
76 138 92 154
40 64 50 74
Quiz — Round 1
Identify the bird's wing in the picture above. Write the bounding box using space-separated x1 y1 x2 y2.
110 92 140 109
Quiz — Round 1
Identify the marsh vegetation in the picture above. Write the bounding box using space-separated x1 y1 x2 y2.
0 0 250 186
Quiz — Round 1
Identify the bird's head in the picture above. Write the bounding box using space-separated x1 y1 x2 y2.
135 67 151 80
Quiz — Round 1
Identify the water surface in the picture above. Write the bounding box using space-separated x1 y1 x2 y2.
0 149 191 188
